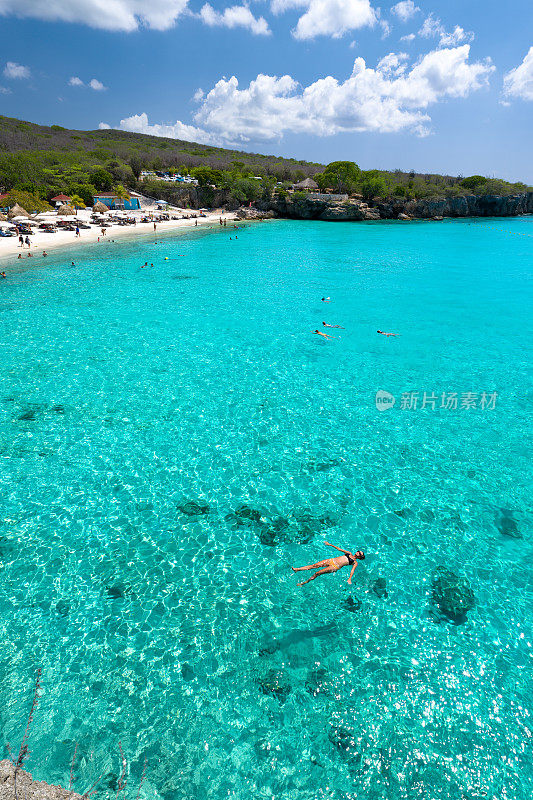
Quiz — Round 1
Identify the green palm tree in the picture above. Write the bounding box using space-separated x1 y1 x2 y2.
114 185 131 209
70 194 86 215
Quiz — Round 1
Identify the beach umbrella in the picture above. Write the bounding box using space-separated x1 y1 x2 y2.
93 201 109 213
0 213 7 221
8 203 29 219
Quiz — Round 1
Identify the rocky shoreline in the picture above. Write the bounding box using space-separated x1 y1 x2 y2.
237 190 533 222
0 761 83 800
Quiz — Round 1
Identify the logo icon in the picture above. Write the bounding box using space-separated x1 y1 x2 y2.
375 390 395 412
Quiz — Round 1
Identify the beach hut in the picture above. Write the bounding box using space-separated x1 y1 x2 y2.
8 203 30 219
50 194 72 208
56 204 76 216
292 178 319 191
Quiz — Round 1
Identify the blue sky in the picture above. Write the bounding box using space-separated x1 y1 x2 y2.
0 0 531 181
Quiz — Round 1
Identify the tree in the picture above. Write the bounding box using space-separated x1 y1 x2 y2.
360 177 388 201
321 161 361 193
129 156 142 181
68 183 96 206
460 175 488 192
89 167 113 191
115 184 131 201
190 166 216 187
70 194 86 214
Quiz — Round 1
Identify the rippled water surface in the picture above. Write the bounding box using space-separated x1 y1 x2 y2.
0 218 532 799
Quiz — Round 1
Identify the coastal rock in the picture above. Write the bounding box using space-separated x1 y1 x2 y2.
0 760 84 800
431 566 475 622
397 213 411 220
259 191 533 222
235 207 275 220
258 669 291 702
177 500 210 516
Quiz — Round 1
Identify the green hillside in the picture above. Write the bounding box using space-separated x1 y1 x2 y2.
0 115 529 209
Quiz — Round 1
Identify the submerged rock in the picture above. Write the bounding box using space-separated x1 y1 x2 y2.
181 662 195 681
305 667 328 696
328 725 356 754
342 596 362 613
258 516 290 546
233 504 264 523
177 500 210 516
496 508 522 539
258 669 291 702
371 577 388 599
431 566 475 622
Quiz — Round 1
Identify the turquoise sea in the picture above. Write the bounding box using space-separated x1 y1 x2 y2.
0 218 532 800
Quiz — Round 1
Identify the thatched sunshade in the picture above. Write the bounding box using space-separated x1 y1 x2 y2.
93 201 109 213
8 203 29 218
0 212 7 221
56 204 76 216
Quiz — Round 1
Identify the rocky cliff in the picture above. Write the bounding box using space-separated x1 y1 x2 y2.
254 191 533 221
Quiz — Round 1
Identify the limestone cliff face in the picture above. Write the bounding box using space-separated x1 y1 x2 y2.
257 192 533 221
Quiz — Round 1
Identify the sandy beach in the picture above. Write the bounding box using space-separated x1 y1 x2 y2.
0 208 236 267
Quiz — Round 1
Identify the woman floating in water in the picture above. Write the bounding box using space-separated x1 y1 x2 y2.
292 541 365 586
377 330 400 337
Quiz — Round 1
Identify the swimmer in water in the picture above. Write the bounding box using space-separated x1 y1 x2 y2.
377 330 400 337
313 330 335 339
42 251 47 257
0 271 6 278
323 322 344 329
321 297 331 302
292 541 365 586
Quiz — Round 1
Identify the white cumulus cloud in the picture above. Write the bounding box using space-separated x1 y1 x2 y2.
503 47 533 101
391 0 419 23
400 33 415 42
271 0 376 40
199 4 270 34
113 45 494 145
115 111 219 144
419 14 473 47
0 0 189 31
3 61 30 79
69 76 84 86
89 78 106 90
99 122 111 129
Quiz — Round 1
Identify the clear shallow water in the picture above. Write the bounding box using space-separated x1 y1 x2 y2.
0 218 532 800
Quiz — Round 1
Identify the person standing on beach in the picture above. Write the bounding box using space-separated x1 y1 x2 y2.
101 228 106 237
292 541 365 586
24 236 31 248
18 233 23 247
75 226 80 238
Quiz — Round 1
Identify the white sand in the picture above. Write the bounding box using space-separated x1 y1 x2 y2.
0 208 236 266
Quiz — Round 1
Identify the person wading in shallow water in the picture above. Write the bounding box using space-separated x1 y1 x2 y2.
292 541 365 586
